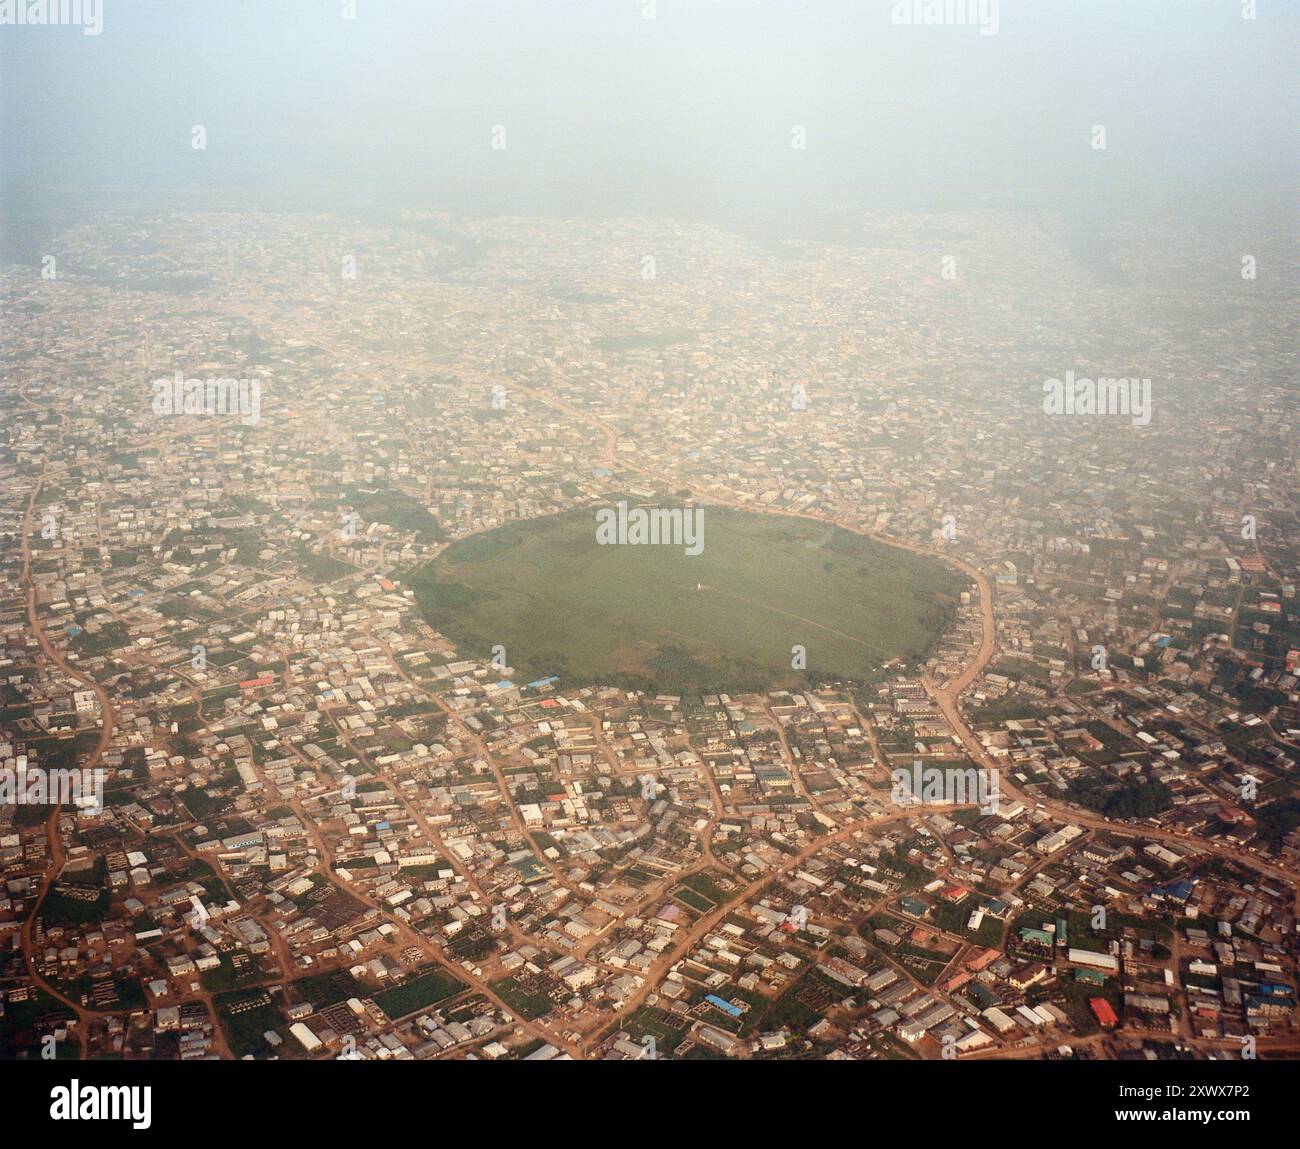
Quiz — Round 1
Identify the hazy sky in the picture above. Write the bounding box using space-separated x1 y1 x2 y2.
2 0 1296 219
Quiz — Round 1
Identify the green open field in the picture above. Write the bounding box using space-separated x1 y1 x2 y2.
412 505 965 693
372 970 464 1020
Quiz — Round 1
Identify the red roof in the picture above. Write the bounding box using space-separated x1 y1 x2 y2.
1090 997 1118 1027
239 674 276 689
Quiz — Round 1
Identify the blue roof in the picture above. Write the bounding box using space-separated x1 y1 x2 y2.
705 994 743 1018
1154 879 1195 902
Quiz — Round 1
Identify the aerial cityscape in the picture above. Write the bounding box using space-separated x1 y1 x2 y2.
0 0 1296 1113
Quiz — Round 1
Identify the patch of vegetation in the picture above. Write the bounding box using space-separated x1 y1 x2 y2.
414 505 964 693
39 884 110 926
342 484 443 542
372 969 463 1020
1067 769 1173 820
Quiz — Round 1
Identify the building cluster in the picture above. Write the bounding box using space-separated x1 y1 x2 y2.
0 210 1295 1059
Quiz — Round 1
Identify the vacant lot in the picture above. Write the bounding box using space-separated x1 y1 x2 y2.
413 504 964 693
372 970 464 1020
